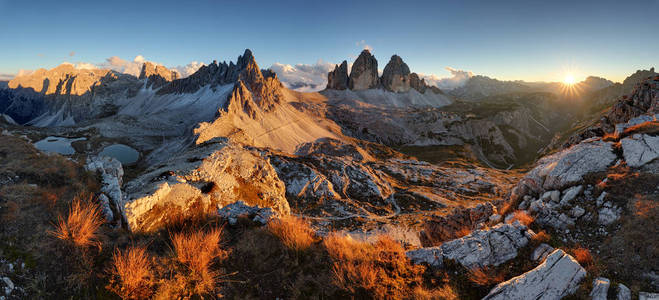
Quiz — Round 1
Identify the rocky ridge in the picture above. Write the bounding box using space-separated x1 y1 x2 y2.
139 61 179 88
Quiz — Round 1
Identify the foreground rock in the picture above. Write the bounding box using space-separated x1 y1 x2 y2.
483 249 586 300
407 222 531 268
621 134 659 167
122 143 290 232
85 156 124 224
512 139 616 201
590 277 610 300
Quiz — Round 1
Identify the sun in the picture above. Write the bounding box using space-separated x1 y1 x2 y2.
564 74 576 85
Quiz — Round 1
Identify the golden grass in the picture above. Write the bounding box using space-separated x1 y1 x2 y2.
267 215 315 251
570 247 593 266
170 228 227 296
412 285 458 300
467 266 505 286
108 246 153 299
506 210 534 227
531 230 551 243
323 233 427 299
50 196 104 248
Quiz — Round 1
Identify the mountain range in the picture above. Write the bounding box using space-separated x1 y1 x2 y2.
0 49 657 299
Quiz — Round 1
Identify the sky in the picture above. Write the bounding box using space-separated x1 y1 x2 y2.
0 0 657 85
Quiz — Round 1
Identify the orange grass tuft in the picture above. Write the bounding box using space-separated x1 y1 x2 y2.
267 215 315 251
571 247 593 266
50 196 104 248
507 210 534 226
467 266 505 286
109 246 153 299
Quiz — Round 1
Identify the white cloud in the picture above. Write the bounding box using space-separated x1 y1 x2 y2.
0 73 14 81
356 40 373 52
420 67 474 90
269 60 335 92
172 61 205 78
97 55 148 76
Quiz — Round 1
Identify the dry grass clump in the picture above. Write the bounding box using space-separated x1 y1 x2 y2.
412 285 458 300
166 228 227 296
531 230 551 243
108 246 153 299
506 210 534 226
570 246 593 266
323 233 427 299
467 266 505 286
267 215 316 251
50 196 104 249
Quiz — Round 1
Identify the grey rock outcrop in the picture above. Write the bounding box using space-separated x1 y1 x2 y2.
621 134 659 167
531 243 554 262
590 277 610 300
639 292 659 300
407 222 531 269
617 284 631 300
511 139 616 202
483 249 586 300
349 50 379 90
85 156 124 224
327 61 349 90
217 201 276 225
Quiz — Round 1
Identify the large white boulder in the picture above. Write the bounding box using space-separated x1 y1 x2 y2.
621 134 659 167
406 222 530 269
483 249 586 300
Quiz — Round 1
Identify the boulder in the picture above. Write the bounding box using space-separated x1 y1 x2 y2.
617 284 631 300
406 246 443 268
438 222 530 268
483 249 586 300
326 61 349 90
408 222 530 269
590 277 610 300
560 185 583 205
621 134 659 167
598 206 621 225
349 50 379 90
514 140 616 197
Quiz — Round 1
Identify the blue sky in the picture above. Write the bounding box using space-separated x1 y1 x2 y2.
1 0 657 82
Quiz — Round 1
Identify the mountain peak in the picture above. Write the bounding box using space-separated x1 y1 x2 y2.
139 62 179 88
327 61 349 90
349 49 379 90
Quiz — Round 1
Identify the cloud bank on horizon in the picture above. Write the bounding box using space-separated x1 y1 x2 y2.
270 61 474 92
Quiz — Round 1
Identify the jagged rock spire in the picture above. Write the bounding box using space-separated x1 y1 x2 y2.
139 62 179 88
327 61 349 90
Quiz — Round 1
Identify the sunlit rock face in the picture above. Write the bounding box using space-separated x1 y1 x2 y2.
349 50 379 90
327 60 349 90
139 62 179 88
121 142 289 232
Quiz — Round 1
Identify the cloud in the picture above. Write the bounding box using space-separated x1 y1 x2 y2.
172 61 205 78
69 51 75 57
356 40 373 52
97 55 148 76
269 60 336 92
0 73 15 81
420 67 474 90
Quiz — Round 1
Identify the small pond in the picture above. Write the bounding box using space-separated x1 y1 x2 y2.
34 136 86 155
99 144 140 165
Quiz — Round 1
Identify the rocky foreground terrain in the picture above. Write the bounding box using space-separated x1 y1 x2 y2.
0 49 657 299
